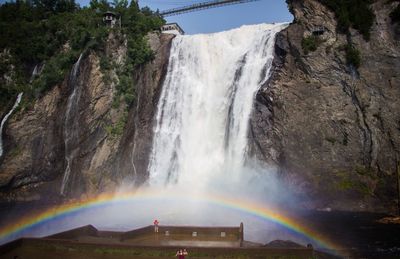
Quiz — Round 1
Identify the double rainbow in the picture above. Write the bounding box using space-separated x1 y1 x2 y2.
0 188 342 255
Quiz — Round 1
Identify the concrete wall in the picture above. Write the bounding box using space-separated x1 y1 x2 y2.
121 225 243 246
46 225 98 240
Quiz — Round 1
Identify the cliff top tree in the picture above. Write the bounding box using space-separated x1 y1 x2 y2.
0 0 164 108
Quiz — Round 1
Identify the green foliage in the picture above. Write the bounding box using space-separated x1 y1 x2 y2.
32 0 78 14
0 0 164 109
99 55 111 71
325 137 337 144
120 4 164 67
285 0 294 15
99 3 164 111
338 179 371 195
355 165 377 179
0 56 19 105
89 0 113 12
105 111 128 137
0 1 108 106
334 172 373 196
112 96 120 109
337 179 354 190
31 51 79 96
0 2 104 64
344 43 361 68
118 74 135 104
301 35 321 54
318 0 375 40
115 62 136 106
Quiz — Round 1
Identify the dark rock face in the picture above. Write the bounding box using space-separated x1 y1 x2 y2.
116 33 174 186
0 83 65 201
0 32 174 201
250 0 400 213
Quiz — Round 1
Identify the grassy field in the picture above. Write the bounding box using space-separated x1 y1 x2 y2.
0 238 320 259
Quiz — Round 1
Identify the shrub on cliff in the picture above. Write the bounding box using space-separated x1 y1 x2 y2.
32 51 79 96
0 0 164 107
318 0 375 40
301 35 322 54
344 43 361 68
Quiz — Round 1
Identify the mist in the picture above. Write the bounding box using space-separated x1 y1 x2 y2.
1 24 310 248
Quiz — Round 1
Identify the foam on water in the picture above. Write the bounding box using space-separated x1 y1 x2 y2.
148 24 287 197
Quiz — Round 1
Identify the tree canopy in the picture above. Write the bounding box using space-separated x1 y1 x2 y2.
0 0 164 107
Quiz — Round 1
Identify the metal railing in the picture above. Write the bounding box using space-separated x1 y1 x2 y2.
160 0 260 17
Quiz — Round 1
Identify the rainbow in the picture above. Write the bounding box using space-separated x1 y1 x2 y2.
0 188 342 255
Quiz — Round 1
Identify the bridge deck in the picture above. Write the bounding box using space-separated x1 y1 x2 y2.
160 0 260 17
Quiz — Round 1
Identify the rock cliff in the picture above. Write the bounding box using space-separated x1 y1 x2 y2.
0 32 174 201
1 0 399 214
250 0 400 213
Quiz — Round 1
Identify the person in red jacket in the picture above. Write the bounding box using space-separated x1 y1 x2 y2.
153 219 159 233
175 249 183 258
176 249 188 259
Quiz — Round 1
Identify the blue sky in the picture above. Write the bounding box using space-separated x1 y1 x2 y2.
75 0 292 34
138 0 293 34
0 0 293 34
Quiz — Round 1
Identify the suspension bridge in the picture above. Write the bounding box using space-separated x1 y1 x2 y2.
155 0 261 17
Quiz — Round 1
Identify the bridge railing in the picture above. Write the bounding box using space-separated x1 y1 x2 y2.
160 0 260 17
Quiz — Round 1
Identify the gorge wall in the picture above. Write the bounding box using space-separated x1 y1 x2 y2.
0 32 174 201
250 0 400 213
1 0 399 214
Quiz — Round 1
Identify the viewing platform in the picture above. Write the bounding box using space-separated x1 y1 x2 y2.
0 224 317 259
121 223 243 247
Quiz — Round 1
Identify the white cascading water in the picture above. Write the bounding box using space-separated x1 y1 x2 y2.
1 64 40 160
1 24 319 248
0 93 23 159
29 64 43 84
148 23 286 194
61 54 83 195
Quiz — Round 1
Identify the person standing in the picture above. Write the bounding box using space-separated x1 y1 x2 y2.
183 248 188 258
153 219 159 233
176 249 188 259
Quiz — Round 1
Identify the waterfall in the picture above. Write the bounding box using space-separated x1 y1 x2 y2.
148 23 286 192
61 54 83 195
1 64 41 160
0 93 23 159
30 64 43 84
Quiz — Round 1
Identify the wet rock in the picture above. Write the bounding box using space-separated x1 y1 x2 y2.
0 32 175 201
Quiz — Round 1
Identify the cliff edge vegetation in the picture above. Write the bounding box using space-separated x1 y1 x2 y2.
0 0 170 200
0 0 164 110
